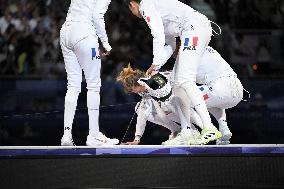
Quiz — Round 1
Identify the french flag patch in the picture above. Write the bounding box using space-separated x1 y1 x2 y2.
199 87 209 101
203 94 209 101
146 16 150 23
184 37 199 47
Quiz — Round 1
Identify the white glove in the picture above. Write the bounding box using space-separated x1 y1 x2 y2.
102 42 112 52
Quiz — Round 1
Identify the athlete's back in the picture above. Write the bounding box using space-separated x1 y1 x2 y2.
197 47 236 84
66 0 95 23
140 0 209 36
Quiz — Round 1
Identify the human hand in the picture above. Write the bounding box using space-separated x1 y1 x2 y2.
102 42 112 57
126 140 139 145
146 64 160 76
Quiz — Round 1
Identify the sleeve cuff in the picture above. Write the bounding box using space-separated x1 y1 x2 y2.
134 135 141 141
102 42 112 52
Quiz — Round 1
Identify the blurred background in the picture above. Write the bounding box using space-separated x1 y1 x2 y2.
0 0 283 145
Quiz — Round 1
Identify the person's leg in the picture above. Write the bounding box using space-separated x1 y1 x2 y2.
149 114 181 135
208 108 226 127
205 77 244 144
189 109 204 130
208 107 232 145
60 43 82 146
135 99 181 139
175 104 201 145
151 100 181 133
173 35 213 129
159 98 201 145
195 83 225 129
74 34 118 145
172 24 221 144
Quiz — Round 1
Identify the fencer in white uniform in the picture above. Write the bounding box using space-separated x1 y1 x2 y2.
119 47 243 145
124 0 221 144
195 47 243 144
60 0 118 146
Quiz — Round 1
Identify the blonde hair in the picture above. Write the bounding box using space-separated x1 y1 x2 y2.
116 64 145 93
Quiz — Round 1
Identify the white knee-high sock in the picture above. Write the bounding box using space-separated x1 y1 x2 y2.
64 88 80 136
171 95 192 130
176 103 190 130
175 100 200 141
177 82 214 129
190 109 204 129
208 108 227 129
87 90 100 137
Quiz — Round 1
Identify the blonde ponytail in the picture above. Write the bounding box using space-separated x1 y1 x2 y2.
116 64 145 93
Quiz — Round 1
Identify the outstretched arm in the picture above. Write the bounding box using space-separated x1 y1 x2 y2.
124 98 152 145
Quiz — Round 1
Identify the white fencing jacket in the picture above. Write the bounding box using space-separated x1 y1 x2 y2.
65 0 111 50
139 0 209 67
